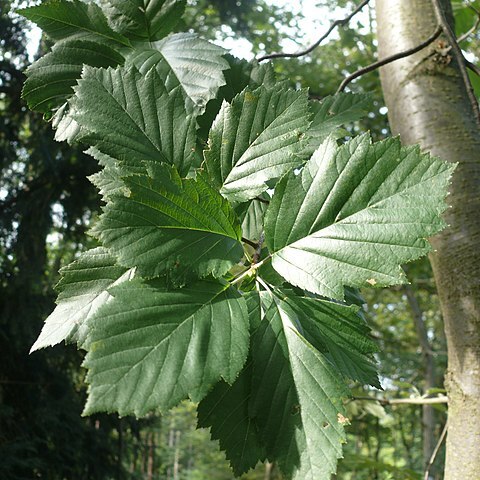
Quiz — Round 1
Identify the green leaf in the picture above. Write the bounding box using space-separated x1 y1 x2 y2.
22 39 124 113
91 163 243 283
19 0 130 45
197 361 266 475
204 85 310 202
284 294 380 387
250 294 348 480
83 278 249 417
87 147 128 201
72 65 197 176
129 33 229 111
304 93 372 156
265 134 456 299
102 0 186 41
31 247 133 352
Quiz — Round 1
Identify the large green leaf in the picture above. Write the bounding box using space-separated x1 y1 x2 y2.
284 294 380 387
91 163 243 283
129 33 229 111
31 248 133 352
204 85 310 202
250 294 349 480
304 93 372 156
83 278 249 416
102 0 186 41
72 65 197 176
18 0 130 45
265 134 456 299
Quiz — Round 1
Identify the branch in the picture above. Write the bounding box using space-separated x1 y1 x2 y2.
424 421 448 480
457 13 480 43
230 254 271 286
351 395 448 405
253 232 265 264
242 237 258 249
431 0 480 126
466 59 480 78
257 0 371 62
337 26 443 93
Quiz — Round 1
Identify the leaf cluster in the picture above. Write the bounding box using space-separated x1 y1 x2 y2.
20 1 455 478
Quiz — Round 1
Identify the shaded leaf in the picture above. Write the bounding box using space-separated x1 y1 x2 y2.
250 294 348 480
19 0 130 45
304 92 372 156
22 39 124 113
241 199 268 243
198 360 265 475
284 294 380 387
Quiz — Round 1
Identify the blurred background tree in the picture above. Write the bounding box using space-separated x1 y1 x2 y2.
2 0 479 478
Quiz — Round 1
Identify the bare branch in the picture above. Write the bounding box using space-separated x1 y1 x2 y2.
457 14 480 43
424 421 448 480
257 0 371 62
431 0 480 126
337 26 442 93
466 59 480 77
351 395 448 405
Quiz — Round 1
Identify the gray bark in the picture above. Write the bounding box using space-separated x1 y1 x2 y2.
375 1 480 478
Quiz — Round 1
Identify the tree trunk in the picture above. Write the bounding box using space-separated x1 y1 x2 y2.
375 1 480 478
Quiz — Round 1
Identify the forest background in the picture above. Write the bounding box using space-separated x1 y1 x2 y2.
1 0 479 479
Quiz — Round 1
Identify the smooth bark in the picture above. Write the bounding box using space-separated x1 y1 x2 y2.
375 1 480 478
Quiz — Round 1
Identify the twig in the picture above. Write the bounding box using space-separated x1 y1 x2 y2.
431 0 480 126
466 59 480 77
424 421 448 480
242 237 258 249
257 0 371 62
230 255 271 286
457 14 480 43
337 26 443 93
253 232 265 264
351 395 448 405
